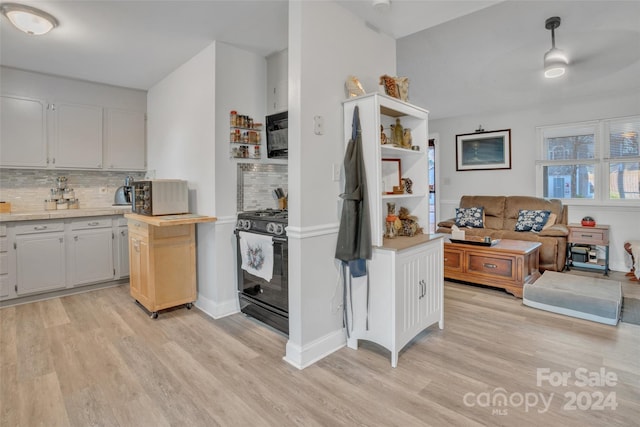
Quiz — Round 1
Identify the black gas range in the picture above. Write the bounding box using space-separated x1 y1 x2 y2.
235 209 288 334
236 209 288 236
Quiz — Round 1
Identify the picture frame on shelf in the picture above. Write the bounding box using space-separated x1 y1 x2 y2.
455 129 511 171
382 158 401 194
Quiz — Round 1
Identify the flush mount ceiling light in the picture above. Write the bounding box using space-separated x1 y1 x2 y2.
543 16 569 78
1 2 58 35
373 0 391 12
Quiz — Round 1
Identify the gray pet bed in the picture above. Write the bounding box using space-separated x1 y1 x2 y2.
523 271 622 325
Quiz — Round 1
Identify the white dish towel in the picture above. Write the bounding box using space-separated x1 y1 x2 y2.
239 231 274 282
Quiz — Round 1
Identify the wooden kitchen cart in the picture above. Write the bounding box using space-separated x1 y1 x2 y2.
565 223 610 276
444 238 541 298
125 213 216 318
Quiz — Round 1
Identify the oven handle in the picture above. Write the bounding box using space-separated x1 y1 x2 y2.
234 229 287 243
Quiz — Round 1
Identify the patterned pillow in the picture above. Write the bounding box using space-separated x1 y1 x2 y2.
455 207 485 228
515 210 551 232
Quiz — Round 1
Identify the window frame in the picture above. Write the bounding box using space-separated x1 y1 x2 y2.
536 115 640 206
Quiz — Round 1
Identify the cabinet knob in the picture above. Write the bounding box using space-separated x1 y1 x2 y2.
74 236 78 241
34 225 48 230
87 221 99 226
121 230 126 236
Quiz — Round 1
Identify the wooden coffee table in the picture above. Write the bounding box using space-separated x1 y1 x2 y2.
443 238 541 298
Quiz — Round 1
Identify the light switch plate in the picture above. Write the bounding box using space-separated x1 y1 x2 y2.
314 115 324 135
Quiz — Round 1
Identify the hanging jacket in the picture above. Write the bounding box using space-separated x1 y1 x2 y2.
335 105 372 263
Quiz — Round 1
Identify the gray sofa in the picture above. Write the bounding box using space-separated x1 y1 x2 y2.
436 195 569 272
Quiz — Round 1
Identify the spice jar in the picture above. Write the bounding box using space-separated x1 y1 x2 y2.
230 110 237 127
44 199 57 210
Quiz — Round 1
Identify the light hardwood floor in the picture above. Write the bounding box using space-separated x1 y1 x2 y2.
1 273 638 426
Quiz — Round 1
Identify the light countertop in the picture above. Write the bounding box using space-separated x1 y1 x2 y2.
0 206 132 223
378 233 446 251
125 213 217 226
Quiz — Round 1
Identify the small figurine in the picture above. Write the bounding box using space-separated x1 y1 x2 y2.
393 118 403 146
402 128 412 148
380 125 388 144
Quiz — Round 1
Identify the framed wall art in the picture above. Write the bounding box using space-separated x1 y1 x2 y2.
455 129 511 171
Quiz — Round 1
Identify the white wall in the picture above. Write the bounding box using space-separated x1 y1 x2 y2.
147 41 268 318
213 42 267 316
285 0 396 368
431 90 640 271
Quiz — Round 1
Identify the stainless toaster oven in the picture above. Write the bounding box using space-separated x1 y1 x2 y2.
131 179 189 216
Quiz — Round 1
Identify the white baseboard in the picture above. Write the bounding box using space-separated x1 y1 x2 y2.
283 329 346 370
195 293 239 319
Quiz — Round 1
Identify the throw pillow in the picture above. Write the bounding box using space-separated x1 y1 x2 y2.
515 209 552 232
455 206 485 228
542 213 557 230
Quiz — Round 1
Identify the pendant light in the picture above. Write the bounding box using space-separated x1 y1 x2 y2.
1 3 58 35
544 16 568 78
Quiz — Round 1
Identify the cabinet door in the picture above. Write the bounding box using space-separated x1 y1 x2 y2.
266 49 288 113
395 249 426 348
418 242 444 326
67 228 114 286
16 233 66 295
52 102 103 168
105 109 146 170
116 227 130 278
129 234 151 307
0 95 48 167
0 225 14 298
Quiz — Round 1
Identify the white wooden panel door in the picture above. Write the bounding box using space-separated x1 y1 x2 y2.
16 233 66 295
0 95 48 167
419 241 444 329
105 109 146 170
68 229 114 286
117 227 130 278
53 102 103 168
395 249 425 354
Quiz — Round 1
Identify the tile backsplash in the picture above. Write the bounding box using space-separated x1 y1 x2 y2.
0 169 145 212
237 163 288 212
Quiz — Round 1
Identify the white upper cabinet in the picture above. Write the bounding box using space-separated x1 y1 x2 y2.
105 108 146 170
0 95 48 167
52 102 103 169
266 49 288 113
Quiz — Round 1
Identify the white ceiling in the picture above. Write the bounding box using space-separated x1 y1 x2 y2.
398 0 640 120
0 0 499 90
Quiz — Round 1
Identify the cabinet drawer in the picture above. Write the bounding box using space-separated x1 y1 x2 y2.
468 254 513 278
115 216 128 227
15 221 64 234
443 249 463 271
569 228 608 245
128 220 149 236
71 218 112 230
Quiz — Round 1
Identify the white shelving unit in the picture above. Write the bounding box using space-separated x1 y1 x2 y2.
342 93 443 367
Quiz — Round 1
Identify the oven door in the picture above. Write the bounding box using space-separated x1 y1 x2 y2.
235 231 288 333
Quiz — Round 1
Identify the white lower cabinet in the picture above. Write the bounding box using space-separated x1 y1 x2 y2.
67 218 114 286
15 221 66 296
114 218 130 279
0 224 15 298
346 237 444 367
3 215 127 301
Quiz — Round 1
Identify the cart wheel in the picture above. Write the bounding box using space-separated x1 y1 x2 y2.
186 303 193 310
151 312 158 319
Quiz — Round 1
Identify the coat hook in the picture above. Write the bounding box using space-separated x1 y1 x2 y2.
476 125 485 132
